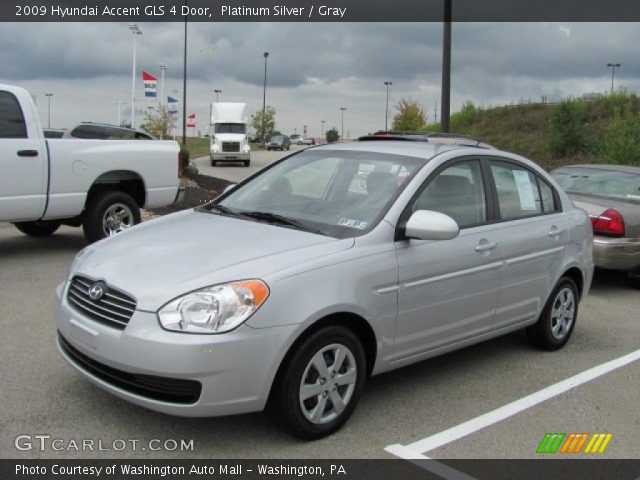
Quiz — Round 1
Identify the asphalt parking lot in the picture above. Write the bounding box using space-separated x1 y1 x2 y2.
1 217 639 460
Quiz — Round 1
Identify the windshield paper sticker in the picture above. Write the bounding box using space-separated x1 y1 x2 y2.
338 218 368 229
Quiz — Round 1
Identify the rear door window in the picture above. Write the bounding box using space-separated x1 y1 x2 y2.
0 91 27 139
490 161 543 219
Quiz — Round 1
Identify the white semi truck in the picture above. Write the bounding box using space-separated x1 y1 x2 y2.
209 103 251 167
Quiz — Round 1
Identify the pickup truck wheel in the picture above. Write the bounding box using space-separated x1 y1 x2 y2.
14 220 61 237
83 191 141 243
270 326 366 439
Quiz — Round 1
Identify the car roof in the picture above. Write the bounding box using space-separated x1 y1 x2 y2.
554 164 640 175
311 140 482 160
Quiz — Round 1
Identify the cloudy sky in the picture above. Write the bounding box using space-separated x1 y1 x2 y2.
1 22 639 137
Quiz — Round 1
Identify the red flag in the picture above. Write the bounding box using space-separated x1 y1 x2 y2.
187 113 196 128
142 70 157 81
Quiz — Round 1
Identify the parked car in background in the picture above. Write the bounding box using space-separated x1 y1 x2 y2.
63 122 155 140
551 164 640 278
56 134 592 440
43 128 66 139
300 137 316 146
290 134 302 144
267 135 291 151
0 84 182 242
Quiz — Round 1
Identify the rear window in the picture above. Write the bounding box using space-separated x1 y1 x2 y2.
551 167 640 203
71 125 107 139
0 91 27 139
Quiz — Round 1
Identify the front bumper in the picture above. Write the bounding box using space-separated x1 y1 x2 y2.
54 282 296 417
211 152 250 161
593 236 640 271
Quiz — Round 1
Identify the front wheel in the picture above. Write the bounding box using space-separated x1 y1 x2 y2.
270 326 366 439
82 190 141 243
527 278 578 351
14 220 61 237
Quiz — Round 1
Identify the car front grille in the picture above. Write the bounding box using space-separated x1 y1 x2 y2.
58 334 202 404
67 276 136 330
221 141 240 152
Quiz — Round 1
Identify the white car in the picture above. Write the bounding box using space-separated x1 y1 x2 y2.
0 84 183 242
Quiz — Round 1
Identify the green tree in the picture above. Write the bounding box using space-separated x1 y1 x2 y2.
251 106 276 144
599 109 640 166
139 105 176 139
325 127 340 143
549 100 587 157
392 98 426 131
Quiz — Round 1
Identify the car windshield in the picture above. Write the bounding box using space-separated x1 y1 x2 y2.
215 123 246 134
211 150 423 238
551 167 640 203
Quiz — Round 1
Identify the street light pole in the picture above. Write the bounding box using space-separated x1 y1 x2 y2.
384 81 392 131
607 63 621 93
440 0 452 133
214 89 221 102
340 107 347 140
128 24 142 129
45 93 53 128
262 52 269 145
159 63 167 106
182 9 188 146
320 120 326 142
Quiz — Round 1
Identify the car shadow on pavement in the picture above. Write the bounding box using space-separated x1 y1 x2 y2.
590 268 639 292
0 231 86 258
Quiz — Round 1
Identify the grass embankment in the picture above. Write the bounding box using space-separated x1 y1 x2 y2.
425 92 640 170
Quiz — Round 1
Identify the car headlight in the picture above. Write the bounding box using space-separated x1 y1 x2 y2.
158 280 269 334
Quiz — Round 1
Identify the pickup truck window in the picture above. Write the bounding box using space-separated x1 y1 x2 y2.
0 91 27 139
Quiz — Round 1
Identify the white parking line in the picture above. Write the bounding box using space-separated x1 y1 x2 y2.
386 347 640 458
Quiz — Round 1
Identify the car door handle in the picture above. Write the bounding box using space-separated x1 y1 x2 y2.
17 150 39 157
548 226 565 237
475 241 497 252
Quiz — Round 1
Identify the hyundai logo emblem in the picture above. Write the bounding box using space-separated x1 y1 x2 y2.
88 282 105 301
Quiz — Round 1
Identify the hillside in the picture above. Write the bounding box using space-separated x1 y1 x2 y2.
425 92 640 171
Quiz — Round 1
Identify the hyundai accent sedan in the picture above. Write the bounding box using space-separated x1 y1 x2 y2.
55 137 593 439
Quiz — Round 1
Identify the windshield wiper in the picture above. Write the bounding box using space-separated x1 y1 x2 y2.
202 203 241 218
241 211 327 235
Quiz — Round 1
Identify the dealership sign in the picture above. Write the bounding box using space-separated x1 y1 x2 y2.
142 70 157 98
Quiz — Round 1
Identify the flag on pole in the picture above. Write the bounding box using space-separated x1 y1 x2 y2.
142 71 157 98
167 96 178 114
187 113 196 128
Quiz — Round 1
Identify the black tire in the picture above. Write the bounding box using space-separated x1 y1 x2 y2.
527 277 579 351
270 326 366 440
243 160 250 167
14 220 61 237
82 190 141 243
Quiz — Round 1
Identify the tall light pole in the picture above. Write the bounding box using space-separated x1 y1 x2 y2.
320 120 326 141
214 89 221 102
340 107 347 141
384 81 392 131
262 52 269 145
159 63 167 106
182 9 188 146
128 24 142 128
113 100 127 126
440 0 452 133
45 93 53 128
607 63 621 93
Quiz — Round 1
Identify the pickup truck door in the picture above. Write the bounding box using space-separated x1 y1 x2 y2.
0 89 48 221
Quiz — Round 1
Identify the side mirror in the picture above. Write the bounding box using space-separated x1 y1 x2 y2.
405 210 459 241
223 184 236 194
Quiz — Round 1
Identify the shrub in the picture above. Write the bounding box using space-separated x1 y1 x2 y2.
549 100 587 157
598 108 640 166
326 127 340 143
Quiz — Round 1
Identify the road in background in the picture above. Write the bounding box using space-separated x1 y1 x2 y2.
193 145 306 184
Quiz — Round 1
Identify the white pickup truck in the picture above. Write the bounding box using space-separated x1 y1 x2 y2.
0 84 183 242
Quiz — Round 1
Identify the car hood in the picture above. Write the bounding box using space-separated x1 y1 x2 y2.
72 210 353 310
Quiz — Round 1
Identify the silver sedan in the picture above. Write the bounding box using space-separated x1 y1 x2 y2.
56 138 593 439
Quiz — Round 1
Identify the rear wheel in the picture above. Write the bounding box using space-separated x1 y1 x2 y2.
270 326 366 439
527 278 578 351
82 190 140 243
14 220 61 237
